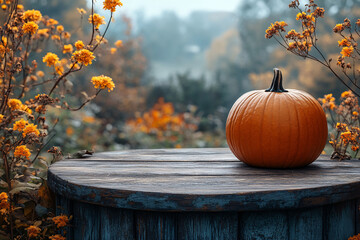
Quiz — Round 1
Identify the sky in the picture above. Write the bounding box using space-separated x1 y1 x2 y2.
119 0 242 18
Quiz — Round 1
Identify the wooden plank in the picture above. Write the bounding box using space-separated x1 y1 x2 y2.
356 198 360 234
135 211 176 240
288 207 323 240
239 210 288 240
48 149 360 211
55 194 73 240
323 200 356 240
72 201 100 240
177 212 238 240
99 207 134 240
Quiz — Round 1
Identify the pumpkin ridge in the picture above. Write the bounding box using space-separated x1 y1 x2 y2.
287 92 302 168
260 93 273 167
299 92 327 163
280 93 293 168
239 92 264 164
226 91 259 161
232 92 259 159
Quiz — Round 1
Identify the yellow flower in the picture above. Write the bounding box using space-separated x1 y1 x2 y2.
8 99 22 110
1 5 6 10
52 215 69 228
49 235 66 240
22 9 42 22
77 8 86 15
51 35 61 41
55 65 64 75
14 145 31 159
46 18 58 26
110 47 117 54
88 14 105 29
37 28 49 38
63 44 73 54
56 25 64 32
63 32 71 40
91 75 115 92
0 114 3 123
22 123 40 137
333 24 345 33
324 93 335 102
103 0 123 12
341 46 354 57
353 111 359 116
27 225 41 238
17 4 24 10
13 119 29 131
338 38 351 47
43 52 59 67
74 40 85 50
72 49 95 66
115 40 123 48
22 21 38 35
341 91 351 98
296 12 306 20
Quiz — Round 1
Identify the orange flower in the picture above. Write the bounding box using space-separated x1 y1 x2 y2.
88 14 105 29
103 0 123 12
72 49 95 66
8 99 22 110
49 235 66 240
63 44 73 54
47 18 58 26
52 215 69 228
115 40 123 48
77 8 86 15
14 145 31 159
353 111 359 116
13 119 29 131
22 123 40 137
110 47 117 54
333 24 345 33
341 91 351 98
338 38 351 47
22 9 42 22
0 192 9 213
351 145 359 151
74 40 84 50
56 25 64 32
27 226 41 238
91 75 115 92
36 71 45 77
0 114 3 123
341 46 354 57
43 52 59 67
22 21 38 35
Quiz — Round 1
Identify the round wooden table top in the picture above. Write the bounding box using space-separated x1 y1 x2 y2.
48 148 360 211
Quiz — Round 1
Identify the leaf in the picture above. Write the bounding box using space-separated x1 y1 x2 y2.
33 220 42 227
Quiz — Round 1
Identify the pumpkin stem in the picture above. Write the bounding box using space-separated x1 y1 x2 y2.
265 68 288 93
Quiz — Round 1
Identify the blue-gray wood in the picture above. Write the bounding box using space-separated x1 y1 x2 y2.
48 148 360 239
177 212 238 240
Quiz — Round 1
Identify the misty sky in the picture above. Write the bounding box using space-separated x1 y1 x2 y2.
120 0 242 18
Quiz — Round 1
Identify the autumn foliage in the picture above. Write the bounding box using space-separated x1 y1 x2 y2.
0 0 123 238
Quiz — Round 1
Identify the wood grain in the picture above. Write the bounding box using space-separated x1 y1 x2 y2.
48 148 360 211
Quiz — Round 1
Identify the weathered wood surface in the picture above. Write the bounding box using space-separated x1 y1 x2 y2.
48 148 360 239
48 148 360 211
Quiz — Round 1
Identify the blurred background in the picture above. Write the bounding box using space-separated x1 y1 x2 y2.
24 0 360 153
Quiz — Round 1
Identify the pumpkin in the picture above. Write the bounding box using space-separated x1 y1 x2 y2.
226 68 328 168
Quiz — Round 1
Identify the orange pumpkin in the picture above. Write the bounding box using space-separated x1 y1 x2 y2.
226 68 328 168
